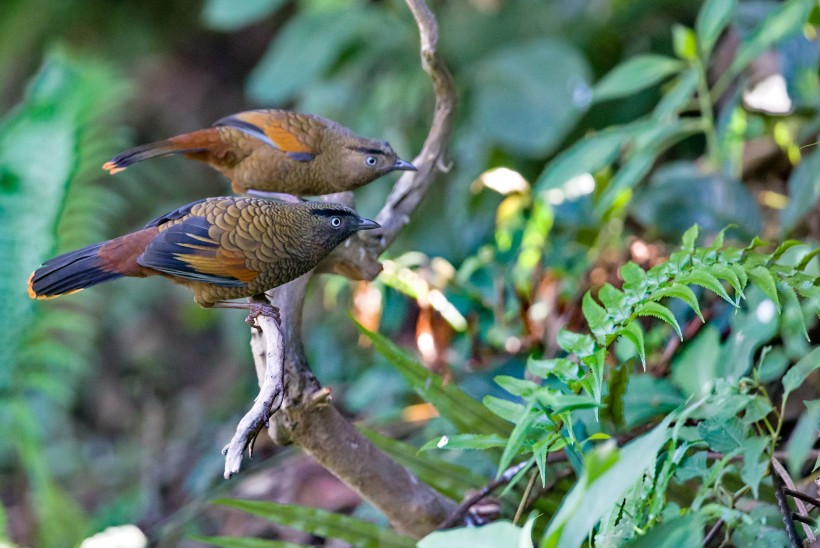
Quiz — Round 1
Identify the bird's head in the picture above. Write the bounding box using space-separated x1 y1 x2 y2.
335 136 416 187
298 202 380 253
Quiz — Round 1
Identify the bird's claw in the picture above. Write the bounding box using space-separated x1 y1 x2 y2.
245 303 281 331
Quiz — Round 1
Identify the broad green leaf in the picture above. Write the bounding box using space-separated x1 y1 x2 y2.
654 69 698 120
213 499 414 548
677 270 734 305
582 291 607 330
473 38 592 157
497 401 538 477
495 375 541 397
534 391 598 414
681 225 699 252
484 396 525 423
630 514 704 547
543 415 675 547
654 283 704 321
771 240 805 262
419 520 531 548
782 148 820 233
779 283 810 342
634 302 682 340
671 327 720 399
741 436 769 498
556 329 596 357
696 0 737 56
697 416 748 453
193 536 308 548
620 261 646 287
419 433 508 452
201 0 285 31
747 265 781 312
617 321 646 370
783 347 820 399
673 24 698 61
361 429 486 499
598 283 626 311
527 357 581 381
357 323 511 436
729 0 814 79
786 400 820 477
593 55 684 103
624 376 684 429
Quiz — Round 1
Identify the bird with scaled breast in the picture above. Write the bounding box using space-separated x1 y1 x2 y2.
27 197 379 311
102 109 417 197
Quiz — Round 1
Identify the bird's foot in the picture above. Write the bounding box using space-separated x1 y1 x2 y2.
245 303 281 331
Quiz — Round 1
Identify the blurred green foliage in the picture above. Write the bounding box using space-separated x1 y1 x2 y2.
1 0 819 546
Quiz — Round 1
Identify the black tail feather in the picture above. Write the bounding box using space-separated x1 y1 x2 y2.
28 243 122 299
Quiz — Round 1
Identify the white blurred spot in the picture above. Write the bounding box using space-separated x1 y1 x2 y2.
428 289 468 331
417 331 436 363
544 172 595 205
81 525 147 548
756 299 776 323
529 301 550 322
505 337 522 353
572 80 594 109
743 74 792 115
437 435 449 448
480 167 530 195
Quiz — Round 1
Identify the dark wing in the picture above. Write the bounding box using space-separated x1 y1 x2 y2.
144 198 209 229
137 216 259 287
213 110 317 161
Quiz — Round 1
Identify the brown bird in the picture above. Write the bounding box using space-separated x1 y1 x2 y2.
102 109 416 197
28 197 379 310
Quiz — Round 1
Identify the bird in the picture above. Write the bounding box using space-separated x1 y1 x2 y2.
27 197 379 314
102 109 416 198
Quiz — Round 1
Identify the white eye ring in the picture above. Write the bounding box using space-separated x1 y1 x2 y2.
330 217 342 227
365 156 377 166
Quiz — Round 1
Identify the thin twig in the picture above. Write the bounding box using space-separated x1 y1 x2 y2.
513 468 539 525
702 518 724 546
784 488 820 510
792 513 818 527
437 462 530 529
771 457 814 545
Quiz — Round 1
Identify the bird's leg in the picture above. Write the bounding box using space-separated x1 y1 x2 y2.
245 189 304 203
211 300 281 331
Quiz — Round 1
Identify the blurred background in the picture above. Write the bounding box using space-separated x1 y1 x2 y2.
1 0 818 546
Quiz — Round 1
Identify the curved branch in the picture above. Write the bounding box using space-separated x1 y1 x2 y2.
230 0 459 538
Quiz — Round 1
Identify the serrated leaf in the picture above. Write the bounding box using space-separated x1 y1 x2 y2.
779 283 809 342
741 436 768 498
635 302 683 340
797 248 820 270
582 291 608 332
746 265 781 312
710 264 745 301
358 323 511 436
772 240 804 262
681 225 699 252
598 283 626 311
620 261 647 287
497 401 539 477
783 347 820 399
697 417 748 453
593 55 685 103
617 320 646 370
483 396 525 423
419 433 508 452
213 499 415 548
527 357 581 381
677 270 735 305
695 0 736 56
495 375 541 397
557 329 596 357
655 283 704 322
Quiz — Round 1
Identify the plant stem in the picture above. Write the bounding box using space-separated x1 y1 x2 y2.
514 469 539 525
694 59 721 166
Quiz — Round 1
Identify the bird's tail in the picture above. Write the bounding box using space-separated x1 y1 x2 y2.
102 128 222 174
28 242 123 300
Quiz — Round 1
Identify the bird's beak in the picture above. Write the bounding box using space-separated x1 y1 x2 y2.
392 158 417 171
357 217 380 231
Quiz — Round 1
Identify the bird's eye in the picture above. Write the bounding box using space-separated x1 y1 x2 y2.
365 156 378 167
330 217 342 227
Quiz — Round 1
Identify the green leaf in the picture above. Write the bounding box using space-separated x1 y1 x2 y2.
598 283 626 311
654 69 698 120
782 148 820 233
672 25 698 61
497 401 538 477
544 415 675 547
483 396 525 423
419 433 508 452
697 417 748 453
593 55 685 103
418 520 531 548
620 261 646 287
746 265 781 312
630 514 704 547
361 429 485 500
786 400 820 477
534 132 623 193
634 302 682 340
473 38 592 157
606 362 629 429
192 536 309 548
783 347 820 399
681 224 699 252
495 375 541 397
710 264 745 301
655 283 704 322
741 436 769 498
213 499 415 548
617 321 646 370
771 240 805 262
729 0 814 79
582 291 608 331
677 270 734 305
556 329 596 357
357 323 511 436
201 0 285 31
671 327 720 399
779 283 810 342
695 0 737 56
527 357 581 381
